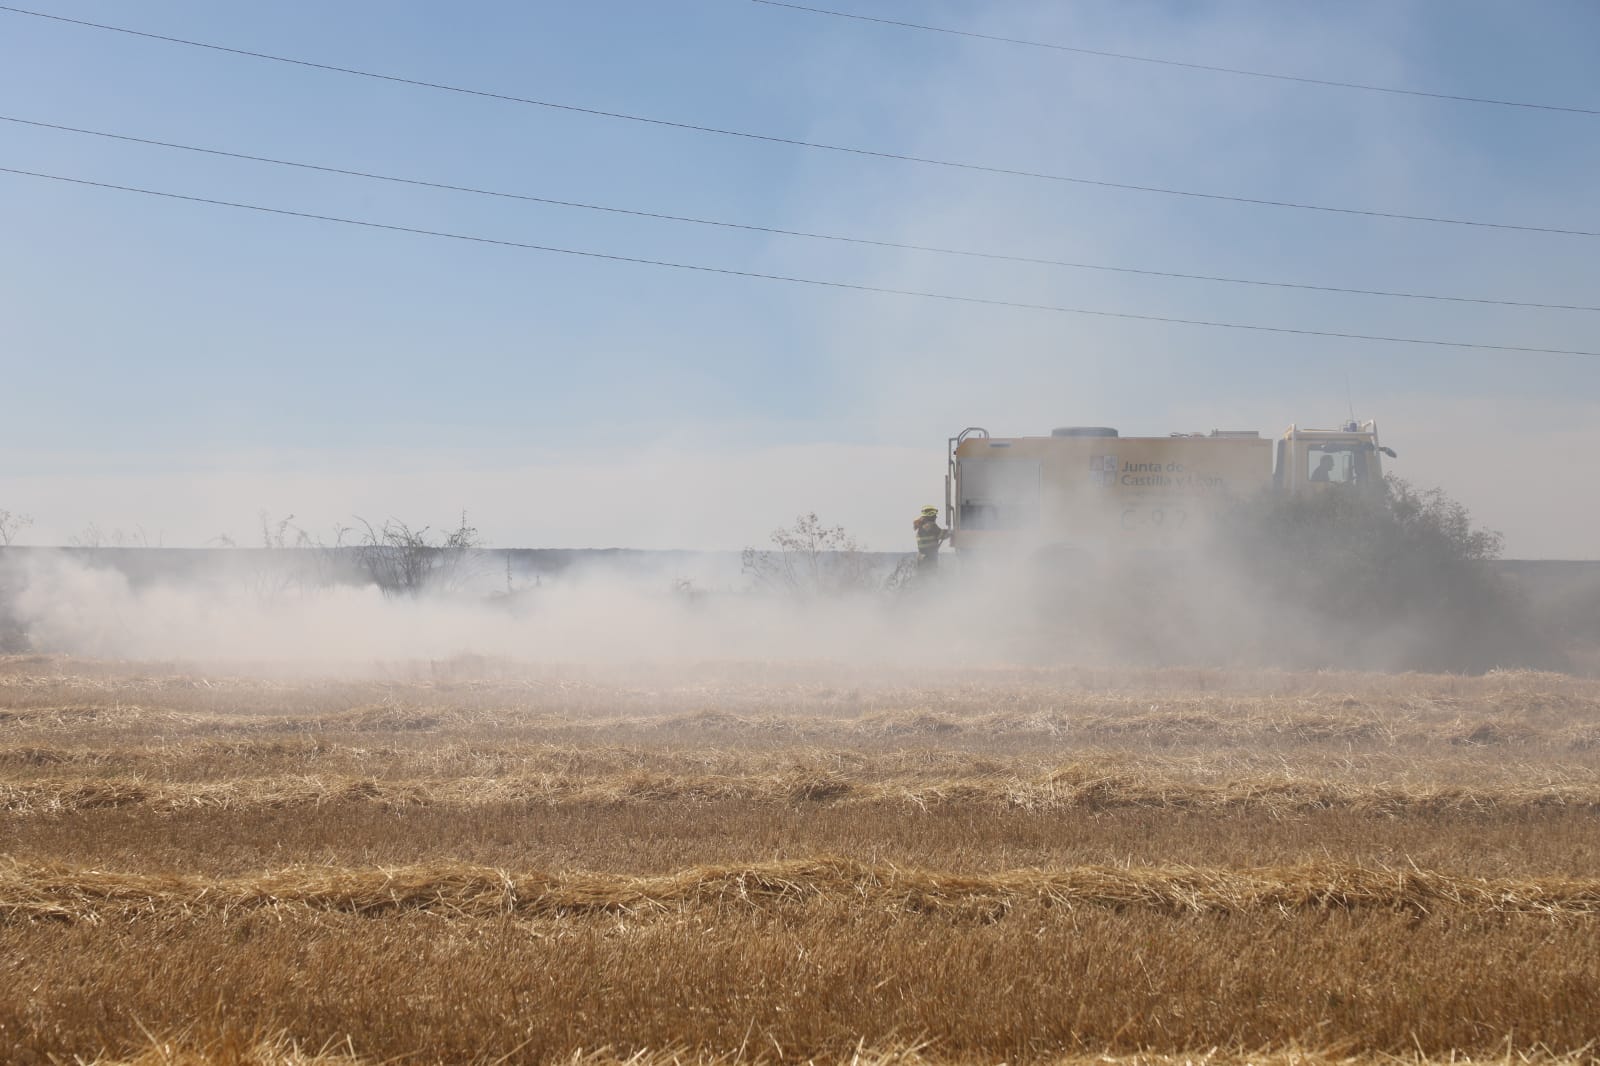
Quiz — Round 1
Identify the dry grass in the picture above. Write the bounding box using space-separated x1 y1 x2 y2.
7 856 1600 924
75 1031 366 1066
70 1041 1600 1066
8 904 1599 1060
12 799 1600 883
3 660 1597 755
4 656 1600 1063
7 769 1600 818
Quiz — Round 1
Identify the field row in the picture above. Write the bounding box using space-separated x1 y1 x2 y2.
2 663 1596 751
8 900 1597 1059
5 706 1599 757
7 738 1596 795
12 799 1600 878
69 1045 1600 1066
10 856 1600 923
7 769 1600 817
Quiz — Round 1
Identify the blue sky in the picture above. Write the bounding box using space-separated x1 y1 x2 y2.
1 0 1597 554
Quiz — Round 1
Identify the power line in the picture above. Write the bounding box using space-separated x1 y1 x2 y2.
4 164 1597 357
2 5 1597 239
10 113 1597 315
751 1 1600 118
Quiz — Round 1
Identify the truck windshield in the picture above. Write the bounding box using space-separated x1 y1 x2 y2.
1307 444 1369 485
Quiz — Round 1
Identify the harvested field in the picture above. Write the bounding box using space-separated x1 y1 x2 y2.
2 657 1598 1064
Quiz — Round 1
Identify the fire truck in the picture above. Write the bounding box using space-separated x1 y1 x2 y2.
946 421 1396 553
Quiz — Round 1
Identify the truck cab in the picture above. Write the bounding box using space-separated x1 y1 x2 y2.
1275 421 1393 495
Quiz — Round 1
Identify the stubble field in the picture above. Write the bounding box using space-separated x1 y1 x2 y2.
2 655 1598 1065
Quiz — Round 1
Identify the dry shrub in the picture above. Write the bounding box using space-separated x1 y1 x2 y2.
1210 482 1558 673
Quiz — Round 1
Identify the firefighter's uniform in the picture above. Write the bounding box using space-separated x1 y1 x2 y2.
913 506 946 571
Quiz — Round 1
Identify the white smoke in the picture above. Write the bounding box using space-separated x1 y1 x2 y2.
3 549 944 667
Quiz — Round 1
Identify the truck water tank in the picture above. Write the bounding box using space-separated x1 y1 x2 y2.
1050 427 1119 437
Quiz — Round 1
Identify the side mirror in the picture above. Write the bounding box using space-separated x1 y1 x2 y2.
1380 446 1397 458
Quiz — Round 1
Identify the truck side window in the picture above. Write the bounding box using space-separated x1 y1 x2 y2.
1308 447 1352 484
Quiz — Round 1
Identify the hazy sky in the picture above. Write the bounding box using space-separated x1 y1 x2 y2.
2 1 1597 556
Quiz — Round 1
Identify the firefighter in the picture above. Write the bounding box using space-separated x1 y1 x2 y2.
913 506 947 571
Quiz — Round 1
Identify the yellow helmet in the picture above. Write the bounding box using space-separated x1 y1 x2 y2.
920 506 939 516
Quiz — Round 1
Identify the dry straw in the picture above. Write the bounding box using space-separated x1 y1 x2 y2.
5 772 1600 818
8 857 1600 925
71 1035 1600 1066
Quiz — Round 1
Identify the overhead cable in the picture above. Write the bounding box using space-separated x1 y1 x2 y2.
751 1 1600 117
4 165 1597 357
8 114 1596 314
1 5 1596 238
